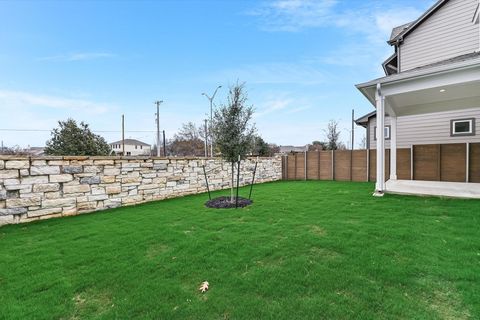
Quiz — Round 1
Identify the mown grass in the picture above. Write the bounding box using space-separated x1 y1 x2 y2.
0 181 479 319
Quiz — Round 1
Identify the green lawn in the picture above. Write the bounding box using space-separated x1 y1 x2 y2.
1 181 479 319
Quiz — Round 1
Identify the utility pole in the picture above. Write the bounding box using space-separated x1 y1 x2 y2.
122 115 125 156
202 85 222 158
162 130 166 157
154 100 163 157
204 119 208 157
351 109 355 150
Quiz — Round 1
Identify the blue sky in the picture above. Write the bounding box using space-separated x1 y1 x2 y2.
0 0 434 148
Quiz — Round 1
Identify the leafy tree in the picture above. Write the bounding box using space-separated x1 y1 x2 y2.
251 136 280 156
211 83 255 202
308 140 327 151
324 120 342 150
45 119 111 156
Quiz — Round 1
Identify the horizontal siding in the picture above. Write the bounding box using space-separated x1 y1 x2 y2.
369 107 480 149
400 0 479 71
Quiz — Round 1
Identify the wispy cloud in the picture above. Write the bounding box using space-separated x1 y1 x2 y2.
38 52 116 62
0 90 113 114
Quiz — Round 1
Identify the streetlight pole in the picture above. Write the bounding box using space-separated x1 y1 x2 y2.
154 100 163 157
202 85 222 157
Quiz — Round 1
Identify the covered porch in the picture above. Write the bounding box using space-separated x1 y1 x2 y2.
357 53 480 198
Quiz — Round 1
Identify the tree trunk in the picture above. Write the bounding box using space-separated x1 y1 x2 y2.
231 161 234 203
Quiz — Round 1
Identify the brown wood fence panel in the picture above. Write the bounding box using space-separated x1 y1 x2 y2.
470 143 480 183
369 150 376 182
352 150 367 181
295 152 306 180
413 144 440 181
319 151 333 180
334 150 351 181
287 154 296 180
441 143 466 182
397 148 411 180
306 151 319 180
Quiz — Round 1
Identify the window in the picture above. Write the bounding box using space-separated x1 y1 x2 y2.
140 145 143 149
127 152 131 156
451 118 475 136
135 145 138 149
374 125 391 140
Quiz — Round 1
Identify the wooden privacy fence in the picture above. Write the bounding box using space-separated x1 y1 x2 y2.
282 142 480 183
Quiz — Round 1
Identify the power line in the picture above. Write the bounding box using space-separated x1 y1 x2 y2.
0 129 155 133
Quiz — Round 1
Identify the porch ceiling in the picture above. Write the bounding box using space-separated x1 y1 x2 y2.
386 79 480 116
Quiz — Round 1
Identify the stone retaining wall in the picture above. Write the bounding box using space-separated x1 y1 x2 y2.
0 156 282 225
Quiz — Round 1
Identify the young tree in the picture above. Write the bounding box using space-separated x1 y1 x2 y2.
44 119 111 156
211 83 255 202
324 120 341 150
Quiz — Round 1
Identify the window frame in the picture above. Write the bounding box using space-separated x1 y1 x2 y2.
373 125 391 141
450 118 475 137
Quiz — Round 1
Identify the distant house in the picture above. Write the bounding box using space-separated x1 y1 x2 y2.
355 0 480 197
279 145 308 153
110 139 151 156
25 147 45 156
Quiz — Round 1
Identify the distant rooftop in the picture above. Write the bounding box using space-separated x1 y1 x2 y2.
110 139 150 147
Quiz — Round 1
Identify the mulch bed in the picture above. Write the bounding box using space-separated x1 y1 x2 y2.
205 196 253 209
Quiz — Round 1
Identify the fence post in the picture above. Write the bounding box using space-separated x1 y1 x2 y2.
438 144 442 181
294 153 297 180
466 142 470 183
410 145 414 180
350 150 353 181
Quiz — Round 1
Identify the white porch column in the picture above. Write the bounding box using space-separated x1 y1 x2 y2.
375 83 385 195
390 115 397 180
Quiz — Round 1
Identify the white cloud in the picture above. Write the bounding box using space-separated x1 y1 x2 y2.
38 52 116 62
0 90 113 114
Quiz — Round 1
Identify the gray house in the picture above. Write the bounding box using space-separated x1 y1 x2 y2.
355 0 480 198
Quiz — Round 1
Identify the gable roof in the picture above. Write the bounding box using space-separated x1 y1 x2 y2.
388 0 449 45
110 139 150 147
354 111 377 128
389 22 412 42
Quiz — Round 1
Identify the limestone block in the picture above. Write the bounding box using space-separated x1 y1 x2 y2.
91 186 106 195
3 178 20 186
122 162 140 169
93 160 114 165
153 163 167 170
7 196 41 208
141 173 157 179
0 215 14 225
33 183 60 193
63 207 77 215
45 191 61 199
88 194 108 201
42 198 76 209
79 176 101 184
121 177 141 184
0 207 27 215
77 201 97 211
28 207 62 218
20 169 30 176
63 185 90 194
49 174 74 183
0 190 6 201
101 176 116 183
62 166 83 174
104 199 121 208
106 186 121 194
0 160 4 169
138 184 158 190
30 166 60 175
31 160 47 166
0 200 5 209
0 170 19 179
166 181 176 187
5 184 32 192
140 162 154 168
48 160 70 166
5 160 29 169
84 166 101 173
104 168 120 176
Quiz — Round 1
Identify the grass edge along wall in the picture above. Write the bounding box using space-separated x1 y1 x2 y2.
0 156 282 226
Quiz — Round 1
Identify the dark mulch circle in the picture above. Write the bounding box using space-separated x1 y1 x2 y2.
205 196 253 209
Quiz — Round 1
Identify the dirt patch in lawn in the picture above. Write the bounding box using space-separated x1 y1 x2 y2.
205 196 252 209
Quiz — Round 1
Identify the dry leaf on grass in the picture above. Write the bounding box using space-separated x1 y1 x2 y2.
199 281 209 293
